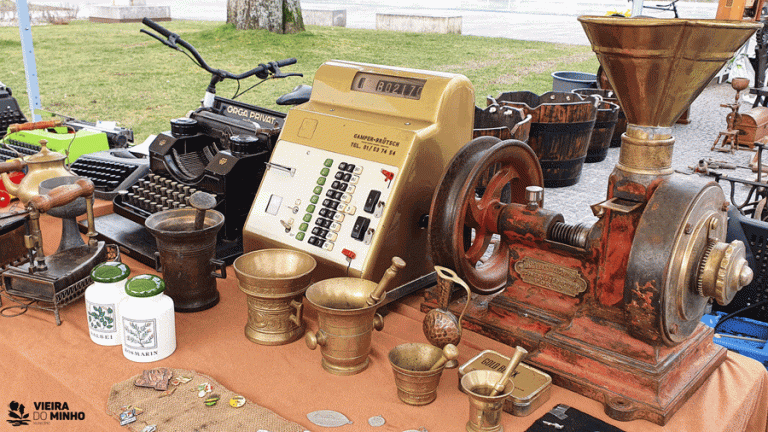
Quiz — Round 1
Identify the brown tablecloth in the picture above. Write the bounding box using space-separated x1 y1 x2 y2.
1 211 767 432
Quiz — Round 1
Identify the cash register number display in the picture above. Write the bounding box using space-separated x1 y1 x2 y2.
244 61 475 283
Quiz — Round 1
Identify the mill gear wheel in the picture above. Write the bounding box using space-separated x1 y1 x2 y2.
428 137 543 295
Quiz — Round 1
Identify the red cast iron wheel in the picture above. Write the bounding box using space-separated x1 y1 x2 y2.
428 137 543 295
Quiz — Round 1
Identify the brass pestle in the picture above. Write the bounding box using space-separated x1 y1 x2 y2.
489 346 528 397
428 343 459 371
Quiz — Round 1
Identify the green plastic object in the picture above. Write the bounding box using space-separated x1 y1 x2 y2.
125 274 166 298
90 262 131 283
5 126 110 163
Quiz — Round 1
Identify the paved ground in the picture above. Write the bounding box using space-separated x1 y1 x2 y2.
546 83 763 223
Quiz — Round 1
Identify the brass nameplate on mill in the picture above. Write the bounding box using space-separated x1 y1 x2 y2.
513 257 587 297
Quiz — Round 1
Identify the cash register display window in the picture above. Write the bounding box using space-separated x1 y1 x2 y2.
351 73 426 100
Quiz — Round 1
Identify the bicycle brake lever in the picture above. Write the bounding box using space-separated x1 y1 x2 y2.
139 29 176 49
268 62 303 79
274 72 304 78
167 33 179 49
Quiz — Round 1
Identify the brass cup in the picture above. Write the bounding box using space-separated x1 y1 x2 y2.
388 343 448 405
234 249 316 345
461 370 515 432
305 277 385 376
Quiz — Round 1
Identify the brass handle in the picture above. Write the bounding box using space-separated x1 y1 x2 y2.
28 178 94 213
289 299 303 326
0 159 26 174
367 256 406 306
490 346 528 396
305 330 326 350
373 313 384 331
429 344 458 371
8 119 62 133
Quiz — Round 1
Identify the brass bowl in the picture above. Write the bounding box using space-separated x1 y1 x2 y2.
389 343 447 405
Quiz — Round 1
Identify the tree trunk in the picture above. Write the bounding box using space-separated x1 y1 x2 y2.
227 0 304 34
282 0 304 34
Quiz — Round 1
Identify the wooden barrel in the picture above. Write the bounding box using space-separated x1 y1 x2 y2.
492 91 597 187
573 88 626 148
473 104 532 142
581 100 619 163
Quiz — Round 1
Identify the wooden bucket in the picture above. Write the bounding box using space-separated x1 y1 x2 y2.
573 88 626 148
491 91 597 187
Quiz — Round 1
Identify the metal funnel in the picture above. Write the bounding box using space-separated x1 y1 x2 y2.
578 17 759 128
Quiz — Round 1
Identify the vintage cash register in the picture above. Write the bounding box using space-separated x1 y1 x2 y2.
423 17 759 425
243 61 475 283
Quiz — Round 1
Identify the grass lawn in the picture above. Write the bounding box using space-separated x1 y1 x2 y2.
0 20 599 142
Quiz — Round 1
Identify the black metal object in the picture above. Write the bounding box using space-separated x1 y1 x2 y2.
0 84 27 138
640 0 679 18
711 142 768 321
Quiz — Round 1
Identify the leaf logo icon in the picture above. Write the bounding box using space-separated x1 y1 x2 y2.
7 401 30 426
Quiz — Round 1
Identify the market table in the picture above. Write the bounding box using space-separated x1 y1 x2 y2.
1 209 767 432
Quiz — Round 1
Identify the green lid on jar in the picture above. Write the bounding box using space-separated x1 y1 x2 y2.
125 274 165 298
90 262 131 283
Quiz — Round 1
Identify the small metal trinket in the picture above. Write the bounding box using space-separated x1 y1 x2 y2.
158 387 177 398
229 396 246 408
307 410 353 427
141 426 157 432
542 421 564 430
119 409 136 426
197 383 212 398
368 415 385 427
170 375 193 386
134 368 173 391
204 394 221 407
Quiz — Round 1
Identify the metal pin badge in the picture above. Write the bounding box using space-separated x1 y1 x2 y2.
170 375 193 386
307 410 353 427
118 409 136 426
158 387 176 398
229 396 246 408
141 426 157 432
204 394 221 407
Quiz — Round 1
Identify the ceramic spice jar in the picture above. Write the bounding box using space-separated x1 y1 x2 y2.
85 262 131 346
119 274 176 362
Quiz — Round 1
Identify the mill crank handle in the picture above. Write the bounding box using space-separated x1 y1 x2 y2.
367 257 407 306
489 346 528 397
28 178 95 214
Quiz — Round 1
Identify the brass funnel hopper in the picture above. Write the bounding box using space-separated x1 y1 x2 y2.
578 16 760 184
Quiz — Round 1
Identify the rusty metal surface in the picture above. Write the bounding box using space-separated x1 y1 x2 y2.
422 16 759 426
428 137 544 294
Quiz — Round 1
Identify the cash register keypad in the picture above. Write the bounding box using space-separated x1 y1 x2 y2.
306 161 367 251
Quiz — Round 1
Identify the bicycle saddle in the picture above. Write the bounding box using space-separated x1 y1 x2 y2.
276 84 312 106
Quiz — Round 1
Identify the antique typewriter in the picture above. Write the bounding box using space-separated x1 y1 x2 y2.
3 125 111 163
90 108 282 266
0 137 38 162
69 148 149 200
0 83 27 137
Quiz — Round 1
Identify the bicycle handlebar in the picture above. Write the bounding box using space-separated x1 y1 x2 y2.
141 17 299 81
